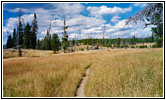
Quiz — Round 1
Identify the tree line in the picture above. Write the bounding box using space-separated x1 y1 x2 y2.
6 3 163 54
6 9 61 53
6 12 38 50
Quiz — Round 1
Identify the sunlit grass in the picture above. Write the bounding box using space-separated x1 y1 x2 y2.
3 49 53 59
85 48 163 97
3 48 163 97
3 52 93 97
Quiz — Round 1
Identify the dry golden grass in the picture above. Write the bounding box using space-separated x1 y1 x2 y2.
3 51 93 97
3 48 163 97
3 49 53 59
85 48 163 97
136 43 155 46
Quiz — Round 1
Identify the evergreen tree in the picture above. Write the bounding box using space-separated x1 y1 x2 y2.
24 22 31 49
131 36 136 45
117 37 121 48
31 13 38 49
44 36 47 50
51 33 60 53
47 30 51 50
36 39 41 50
6 34 13 48
123 39 126 46
12 28 17 47
72 39 75 46
44 30 51 50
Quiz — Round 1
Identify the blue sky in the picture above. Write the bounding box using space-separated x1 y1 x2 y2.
3 3 153 45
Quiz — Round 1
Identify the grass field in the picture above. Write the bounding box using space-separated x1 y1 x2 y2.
3 49 53 59
3 48 163 97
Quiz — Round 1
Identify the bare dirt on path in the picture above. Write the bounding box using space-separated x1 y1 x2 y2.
75 67 90 97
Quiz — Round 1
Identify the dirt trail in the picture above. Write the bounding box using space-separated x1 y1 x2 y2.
75 67 90 97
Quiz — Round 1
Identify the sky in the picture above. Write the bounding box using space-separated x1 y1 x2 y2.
3 2 154 45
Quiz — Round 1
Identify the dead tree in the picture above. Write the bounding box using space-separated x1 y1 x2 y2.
126 3 163 28
62 16 69 53
17 8 24 57
48 20 52 34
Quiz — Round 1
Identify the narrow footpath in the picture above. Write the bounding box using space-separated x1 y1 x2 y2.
75 67 90 97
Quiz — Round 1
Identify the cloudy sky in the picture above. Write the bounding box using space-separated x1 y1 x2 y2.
3 2 153 44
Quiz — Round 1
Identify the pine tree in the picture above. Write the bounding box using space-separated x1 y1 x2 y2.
12 28 17 47
6 34 13 48
36 39 41 50
51 33 60 53
24 22 31 49
44 30 51 50
31 13 38 49
47 30 51 50
117 37 121 48
131 36 136 45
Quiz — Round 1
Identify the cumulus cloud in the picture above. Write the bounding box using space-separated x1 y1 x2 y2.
50 3 85 15
106 19 153 38
111 15 120 23
87 6 132 17
3 3 153 42
133 3 147 8
7 8 31 13
3 3 86 39
3 17 18 36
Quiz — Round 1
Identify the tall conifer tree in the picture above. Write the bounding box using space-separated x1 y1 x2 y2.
24 22 31 49
31 13 38 49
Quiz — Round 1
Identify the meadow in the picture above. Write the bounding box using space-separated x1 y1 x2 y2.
3 48 163 97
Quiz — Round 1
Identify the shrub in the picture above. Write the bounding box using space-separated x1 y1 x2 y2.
87 46 89 50
152 44 158 48
131 46 135 48
156 38 163 47
124 45 129 48
81 48 84 51
108 45 112 48
139 45 147 48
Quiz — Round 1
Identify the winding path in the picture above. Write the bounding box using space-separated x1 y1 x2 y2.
75 67 90 97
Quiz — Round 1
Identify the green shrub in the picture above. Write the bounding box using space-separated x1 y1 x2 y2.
125 45 129 48
156 38 163 47
152 44 158 48
131 46 135 48
87 46 89 50
139 45 147 48
81 48 84 51
108 45 112 48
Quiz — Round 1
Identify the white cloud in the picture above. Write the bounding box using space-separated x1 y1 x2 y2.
7 8 31 13
87 6 132 17
4 3 86 39
111 15 120 23
3 17 18 36
106 19 153 38
133 3 147 8
67 15 105 28
3 3 153 43
51 3 85 15
69 33 80 39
